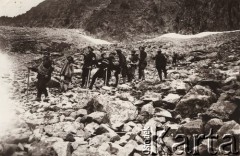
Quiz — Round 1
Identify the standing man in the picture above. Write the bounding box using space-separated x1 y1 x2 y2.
89 53 110 89
154 49 167 81
138 46 147 80
172 52 178 65
81 46 96 88
108 52 121 87
127 50 139 82
60 56 74 92
28 52 54 102
116 49 128 84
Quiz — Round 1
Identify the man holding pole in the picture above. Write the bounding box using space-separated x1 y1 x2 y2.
28 52 54 102
81 46 96 88
89 53 110 89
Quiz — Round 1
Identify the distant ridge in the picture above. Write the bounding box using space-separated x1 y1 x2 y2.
0 0 239 41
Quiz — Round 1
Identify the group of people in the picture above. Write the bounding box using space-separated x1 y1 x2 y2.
82 46 149 89
28 46 172 102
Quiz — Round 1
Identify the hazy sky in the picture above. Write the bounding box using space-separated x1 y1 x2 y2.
0 0 45 17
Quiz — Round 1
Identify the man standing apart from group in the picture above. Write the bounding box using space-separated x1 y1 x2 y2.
81 46 96 88
138 46 147 80
154 49 167 81
28 52 54 101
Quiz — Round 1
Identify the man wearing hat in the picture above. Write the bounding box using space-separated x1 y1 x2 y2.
127 50 139 82
60 56 75 92
81 46 96 88
154 49 167 81
28 51 54 101
138 46 147 80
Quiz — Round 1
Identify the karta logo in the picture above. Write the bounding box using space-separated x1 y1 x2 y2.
143 127 239 155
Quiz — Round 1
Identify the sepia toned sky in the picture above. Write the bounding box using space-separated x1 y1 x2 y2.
0 0 45 17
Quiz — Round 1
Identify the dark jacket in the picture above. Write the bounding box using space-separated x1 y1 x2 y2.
129 54 139 64
30 59 54 80
139 51 147 69
117 53 127 68
155 53 167 67
96 58 109 69
83 52 96 68
108 56 120 71
139 51 147 63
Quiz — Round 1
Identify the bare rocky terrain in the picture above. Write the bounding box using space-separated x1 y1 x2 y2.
0 27 240 156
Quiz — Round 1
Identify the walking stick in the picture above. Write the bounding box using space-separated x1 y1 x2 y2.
86 68 91 88
104 68 108 86
26 68 30 102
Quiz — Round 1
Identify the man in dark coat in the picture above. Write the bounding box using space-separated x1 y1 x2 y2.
116 49 128 84
154 49 167 81
89 53 111 89
172 52 178 65
81 46 96 88
138 46 147 80
29 52 54 101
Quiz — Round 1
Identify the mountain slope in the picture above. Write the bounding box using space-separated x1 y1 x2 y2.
0 0 239 41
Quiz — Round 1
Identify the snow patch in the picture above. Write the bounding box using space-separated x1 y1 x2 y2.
147 30 240 41
80 34 112 45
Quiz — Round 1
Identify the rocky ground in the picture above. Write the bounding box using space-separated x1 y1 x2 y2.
0 29 240 156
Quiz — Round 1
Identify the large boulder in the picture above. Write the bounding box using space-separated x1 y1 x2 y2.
175 95 213 118
52 141 72 156
89 134 111 148
141 103 155 116
141 91 162 102
85 96 137 125
177 119 204 135
97 142 123 156
216 120 240 149
162 94 181 105
217 120 240 138
170 80 189 94
72 145 89 156
94 124 120 142
28 142 57 156
204 118 224 133
88 112 109 124
175 85 217 118
205 101 238 120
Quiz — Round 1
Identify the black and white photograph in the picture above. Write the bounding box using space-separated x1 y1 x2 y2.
0 0 240 155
